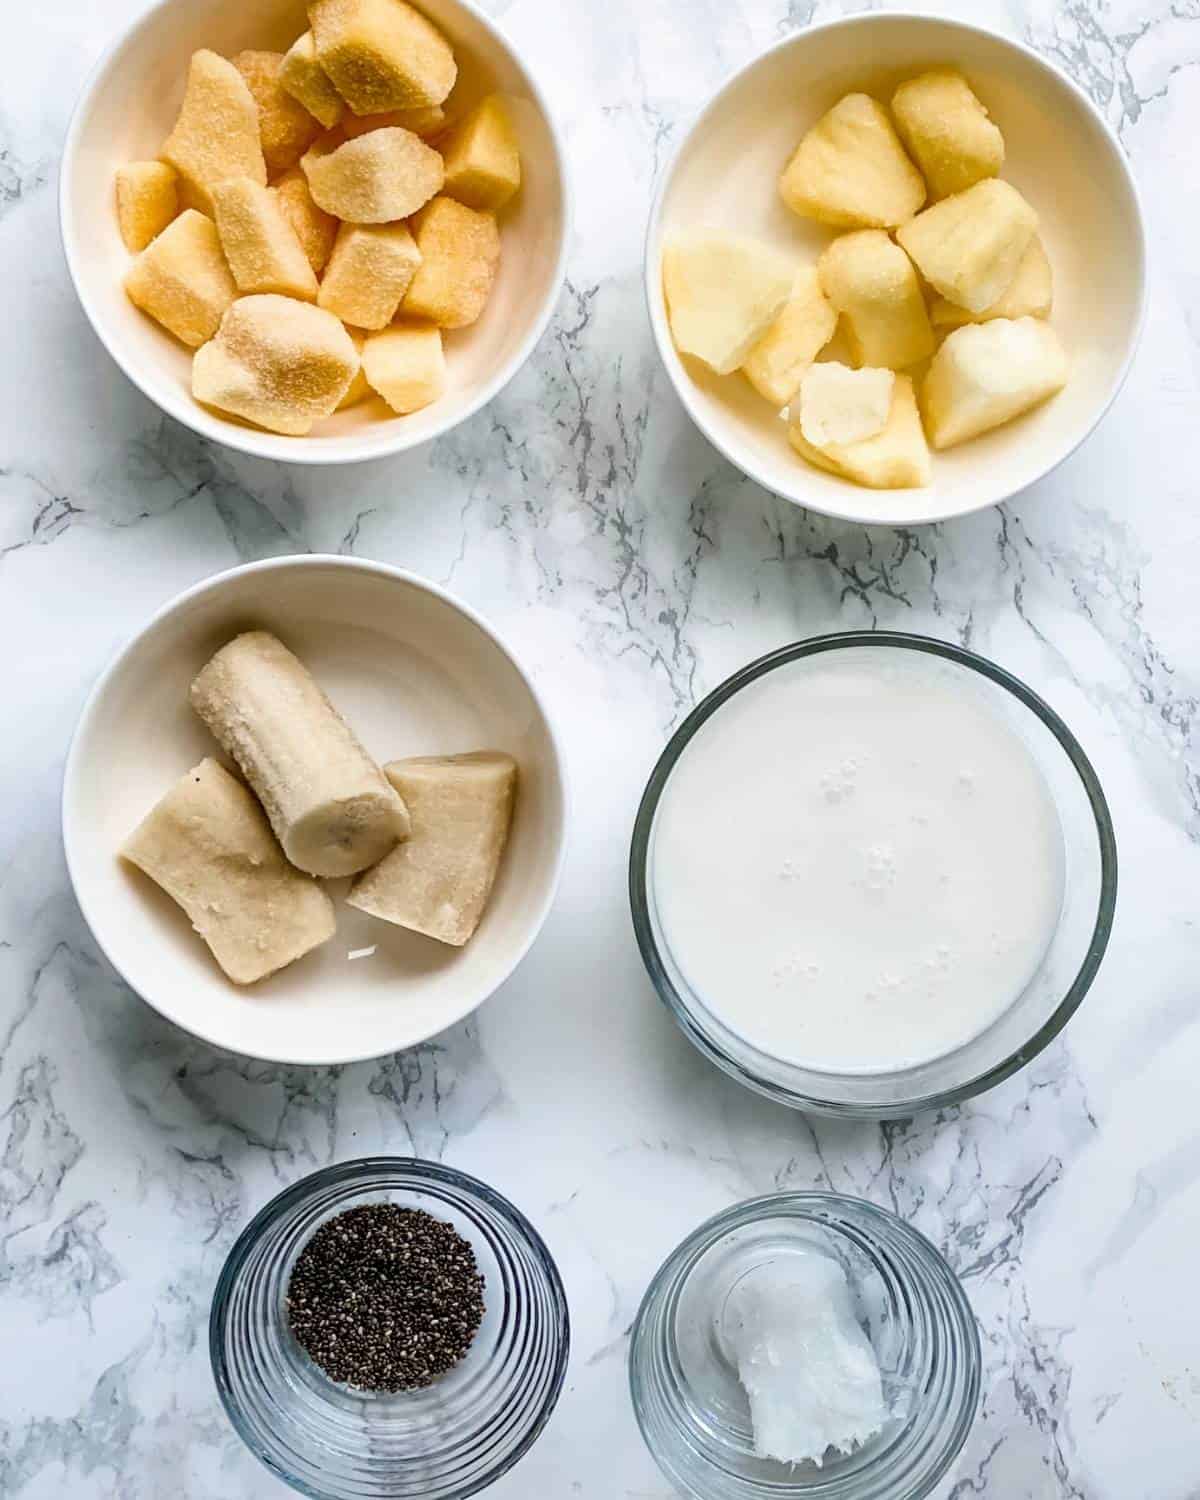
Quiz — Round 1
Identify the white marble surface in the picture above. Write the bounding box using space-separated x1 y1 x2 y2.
2 0 1199 1495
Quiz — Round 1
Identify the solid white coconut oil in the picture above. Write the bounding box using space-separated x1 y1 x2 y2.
651 649 1065 1073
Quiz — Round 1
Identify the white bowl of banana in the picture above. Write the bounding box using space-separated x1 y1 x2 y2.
645 13 1146 526
62 557 567 1065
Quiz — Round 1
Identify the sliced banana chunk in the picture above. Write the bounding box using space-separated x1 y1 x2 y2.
347 751 517 947
121 757 336 984
190 631 409 877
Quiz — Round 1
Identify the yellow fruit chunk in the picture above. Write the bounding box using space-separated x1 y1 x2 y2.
318 221 422 329
336 330 372 409
310 0 457 114
342 106 445 138
192 294 359 435
818 230 934 369
930 237 1053 327
740 268 836 407
115 161 179 252
300 127 443 222
921 317 1069 449
438 95 521 211
362 323 446 413
159 49 266 215
279 31 345 131
891 70 1004 200
402 197 500 329
662 232 796 376
779 94 925 229
212 178 318 300
796 362 895 447
234 50 322 174
790 373 930 489
273 168 338 274
897 179 1037 315
124 209 237 347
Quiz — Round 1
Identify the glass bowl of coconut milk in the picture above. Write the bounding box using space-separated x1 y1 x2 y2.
630 632 1115 1117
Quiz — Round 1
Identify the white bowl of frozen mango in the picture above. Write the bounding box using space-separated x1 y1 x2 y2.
60 0 568 462
62 557 567 1065
646 13 1146 526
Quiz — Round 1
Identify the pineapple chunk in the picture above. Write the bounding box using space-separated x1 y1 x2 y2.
234 50 321 173
273 168 338 275
115 161 179 252
779 94 925 230
897 179 1037 315
817 231 934 369
211 178 318 300
796 362 894 447
921 317 1069 449
891 71 1004 199
362 324 446 414
318 221 422 330
662 233 796 376
789 372 930 489
401 197 500 329
159 49 266 215
439 95 522 212
336 330 372 410
279 31 345 131
930 237 1053 327
124 209 237 347
741 268 836 408
342 106 446 138
309 0 457 115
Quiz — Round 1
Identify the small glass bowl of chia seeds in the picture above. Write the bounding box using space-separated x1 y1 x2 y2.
210 1157 569 1500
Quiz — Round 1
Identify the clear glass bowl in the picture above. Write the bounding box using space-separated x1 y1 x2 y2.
629 1193 981 1500
629 631 1116 1117
210 1157 569 1500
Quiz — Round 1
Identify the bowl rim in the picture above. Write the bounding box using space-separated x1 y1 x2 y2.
642 10 1149 527
628 629 1118 1117
58 0 573 467
61 553 570 1066
209 1155 571 1500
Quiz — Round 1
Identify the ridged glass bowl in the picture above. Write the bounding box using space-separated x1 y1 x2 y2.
210 1157 569 1499
630 631 1117 1117
629 1193 981 1500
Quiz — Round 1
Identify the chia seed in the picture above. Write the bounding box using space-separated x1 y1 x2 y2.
286 1202 486 1392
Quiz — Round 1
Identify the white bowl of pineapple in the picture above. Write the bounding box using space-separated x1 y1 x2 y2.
646 13 1145 525
60 0 569 462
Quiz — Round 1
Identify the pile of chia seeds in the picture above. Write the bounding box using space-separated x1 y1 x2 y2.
286 1202 486 1392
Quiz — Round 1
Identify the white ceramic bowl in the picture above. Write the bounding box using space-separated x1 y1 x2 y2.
63 557 567 1064
645 14 1146 526
60 0 569 464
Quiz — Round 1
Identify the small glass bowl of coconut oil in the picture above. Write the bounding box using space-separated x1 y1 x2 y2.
629 1192 980 1500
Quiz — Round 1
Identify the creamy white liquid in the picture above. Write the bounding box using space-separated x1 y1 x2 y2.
650 649 1065 1073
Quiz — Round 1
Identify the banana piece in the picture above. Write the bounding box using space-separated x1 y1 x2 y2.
347 751 517 947
190 631 409 878
121 757 336 984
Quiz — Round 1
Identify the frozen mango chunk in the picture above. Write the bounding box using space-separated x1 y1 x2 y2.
124 209 237 347
115 161 179 252
301 127 443 222
279 31 345 130
273 168 338 274
347 751 517 946
930 237 1053 327
342 105 445 138
891 70 1004 200
159 49 266 215
796 361 894 447
318 221 422 329
402 197 500 329
897 179 1037 315
663 232 795 376
921 317 1069 449
213 179 319 300
192 294 359 435
779 94 925 229
234 50 322 173
818 230 934 369
310 0 457 115
362 323 446 413
740 268 836 408
790 371 930 489
336 329 372 409
438 95 521 211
